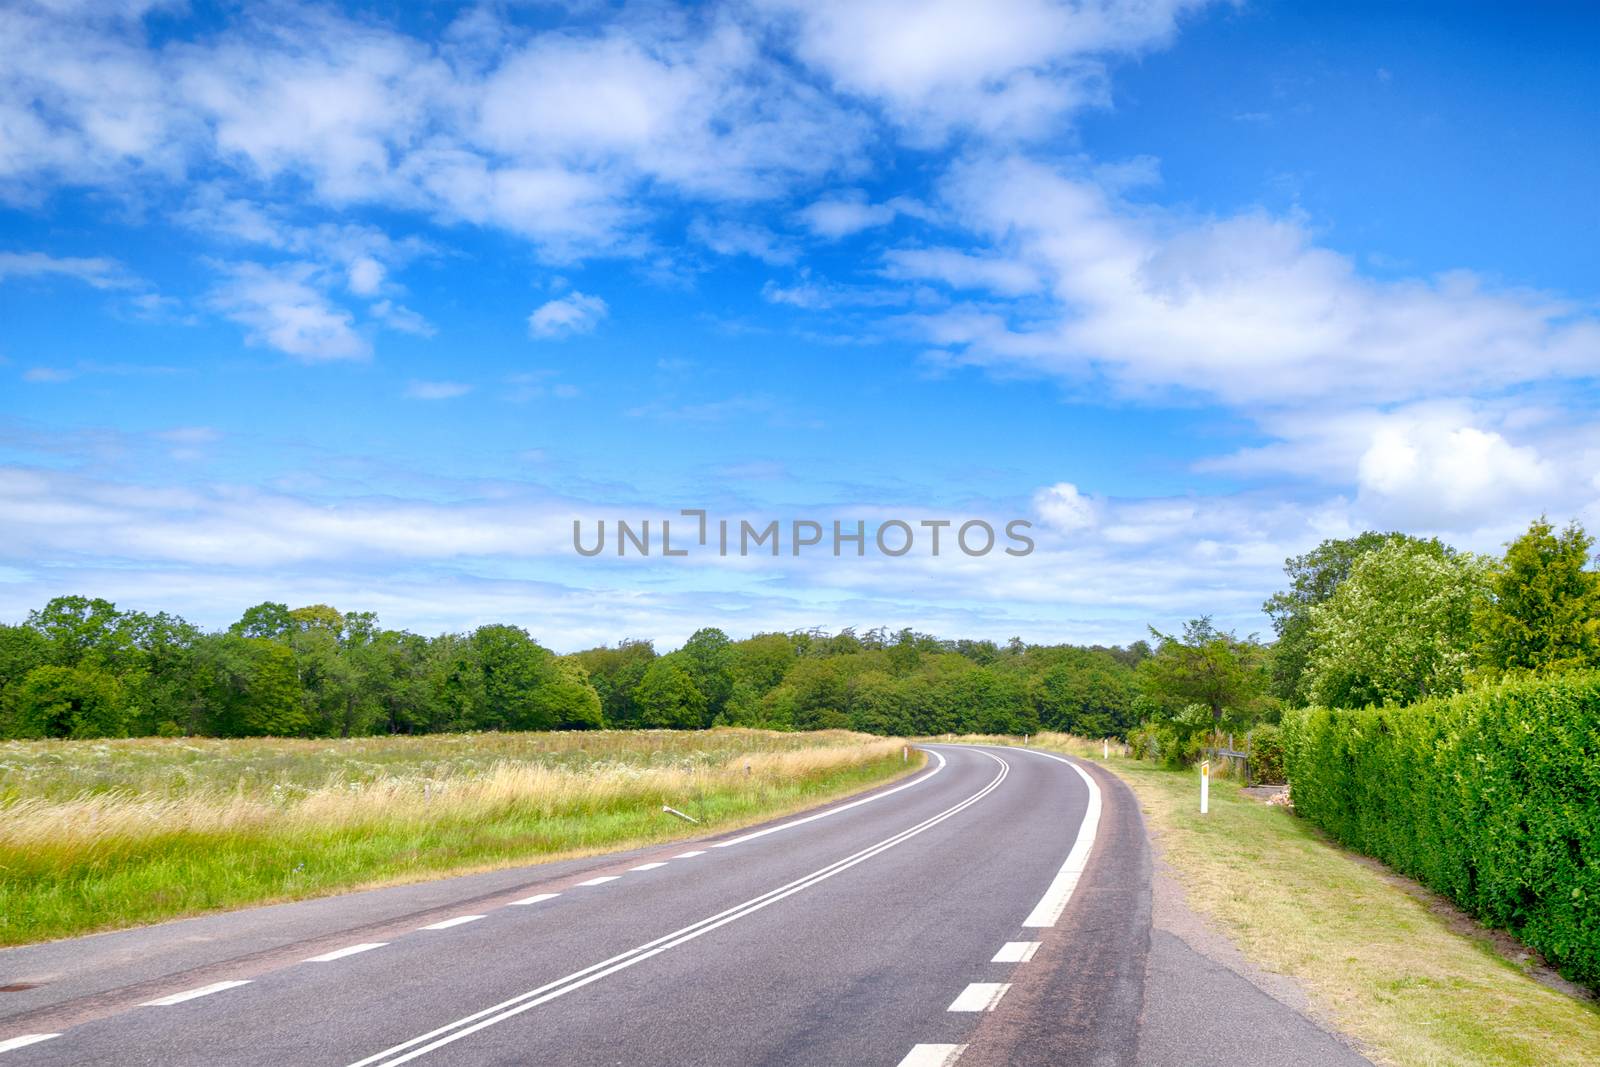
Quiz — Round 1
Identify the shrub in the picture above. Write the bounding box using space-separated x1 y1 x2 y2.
1246 724 1285 784
1282 672 1600 991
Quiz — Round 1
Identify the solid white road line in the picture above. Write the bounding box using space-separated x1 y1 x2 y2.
140 980 251 1007
1015 750 1103 928
508 893 559 906
419 915 484 931
711 750 949 848
629 862 668 871
991 941 1041 963
305 943 388 963
348 752 1012 1067
0 1034 59 1054
576 876 620 887
896 1044 966 1066
947 982 1011 1012
673 850 707 859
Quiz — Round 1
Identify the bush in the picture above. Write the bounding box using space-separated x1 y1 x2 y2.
1282 672 1600 991
1246 724 1285 784
1126 720 1205 770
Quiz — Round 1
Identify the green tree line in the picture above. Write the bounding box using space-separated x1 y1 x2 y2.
3 516 1589 744
0 601 1152 741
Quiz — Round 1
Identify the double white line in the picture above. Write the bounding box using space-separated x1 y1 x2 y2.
348 750 1011 1067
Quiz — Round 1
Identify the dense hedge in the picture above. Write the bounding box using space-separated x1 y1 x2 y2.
1283 672 1600 990
1246 724 1285 784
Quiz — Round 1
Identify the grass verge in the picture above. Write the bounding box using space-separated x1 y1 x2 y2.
983 733 1600 1067
0 729 919 946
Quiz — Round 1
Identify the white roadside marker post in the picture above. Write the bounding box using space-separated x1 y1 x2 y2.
1200 760 1210 815
1103 738 1109 759
662 804 700 824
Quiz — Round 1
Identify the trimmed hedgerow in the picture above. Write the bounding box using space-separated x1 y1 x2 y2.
1283 671 1600 991
1246 724 1286 785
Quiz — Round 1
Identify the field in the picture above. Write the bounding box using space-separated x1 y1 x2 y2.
971 733 1600 1067
0 728 915 945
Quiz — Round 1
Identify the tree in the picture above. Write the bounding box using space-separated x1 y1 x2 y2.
570 640 656 727
680 627 735 725
195 635 308 736
634 656 706 729
1475 517 1600 677
1262 533 1450 705
229 602 295 641
26 595 128 668
470 625 557 731
0 624 51 706
1139 617 1269 727
1032 650 1138 737
731 633 797 695
1304 538 1489 709
4 664 127 738
530 656 605 730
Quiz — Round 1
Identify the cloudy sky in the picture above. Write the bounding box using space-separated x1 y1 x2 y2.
2 0 1597 650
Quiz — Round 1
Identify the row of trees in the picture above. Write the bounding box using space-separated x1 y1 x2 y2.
0 600 1160 740
1263 517 1599 711
3 517 1588 743
1129 517 1600 762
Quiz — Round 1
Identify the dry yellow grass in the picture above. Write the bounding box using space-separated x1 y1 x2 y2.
0 729 916 945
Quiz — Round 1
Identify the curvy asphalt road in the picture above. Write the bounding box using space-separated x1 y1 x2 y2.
0 745 1369 1066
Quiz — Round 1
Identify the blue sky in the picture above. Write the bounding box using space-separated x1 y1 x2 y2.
2 0 1597 650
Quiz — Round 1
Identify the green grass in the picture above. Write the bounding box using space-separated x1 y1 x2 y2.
1017 735 1600 1067
0 729 919 946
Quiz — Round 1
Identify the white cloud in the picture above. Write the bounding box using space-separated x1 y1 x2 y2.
0 251 135 288
405 380 471 400
798 191 896 239
913 157 1600 407
528 291 608 340
687 217 796 264
346 256 385 294
209 261 370 361
1033 481 1097 531
370 299 435 337
761 0 1213 140
882 246 1040 295
1356 421 1558 530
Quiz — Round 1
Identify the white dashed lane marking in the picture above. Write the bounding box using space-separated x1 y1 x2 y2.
629 862 668 871
141 980 252 1007
508 893 559 906
576 876 620 887
673 850 707 859
991 941 1040 963
305 943 388 963
419 915 484 931
896 1044 966 1066
948 981 1011 1012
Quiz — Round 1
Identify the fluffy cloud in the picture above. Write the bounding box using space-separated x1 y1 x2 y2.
912 157 1600 408
209 261 370 361
760 0 1213 139
1033 482 1097 531
528 291 609 339
799 191 897 239
1356 422 1558 530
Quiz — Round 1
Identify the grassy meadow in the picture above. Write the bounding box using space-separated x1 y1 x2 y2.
0 728 916 945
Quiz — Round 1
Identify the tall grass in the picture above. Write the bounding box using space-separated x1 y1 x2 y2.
0 729 913 945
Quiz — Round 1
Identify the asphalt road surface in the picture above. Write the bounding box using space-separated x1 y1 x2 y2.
0 745 1370 1066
